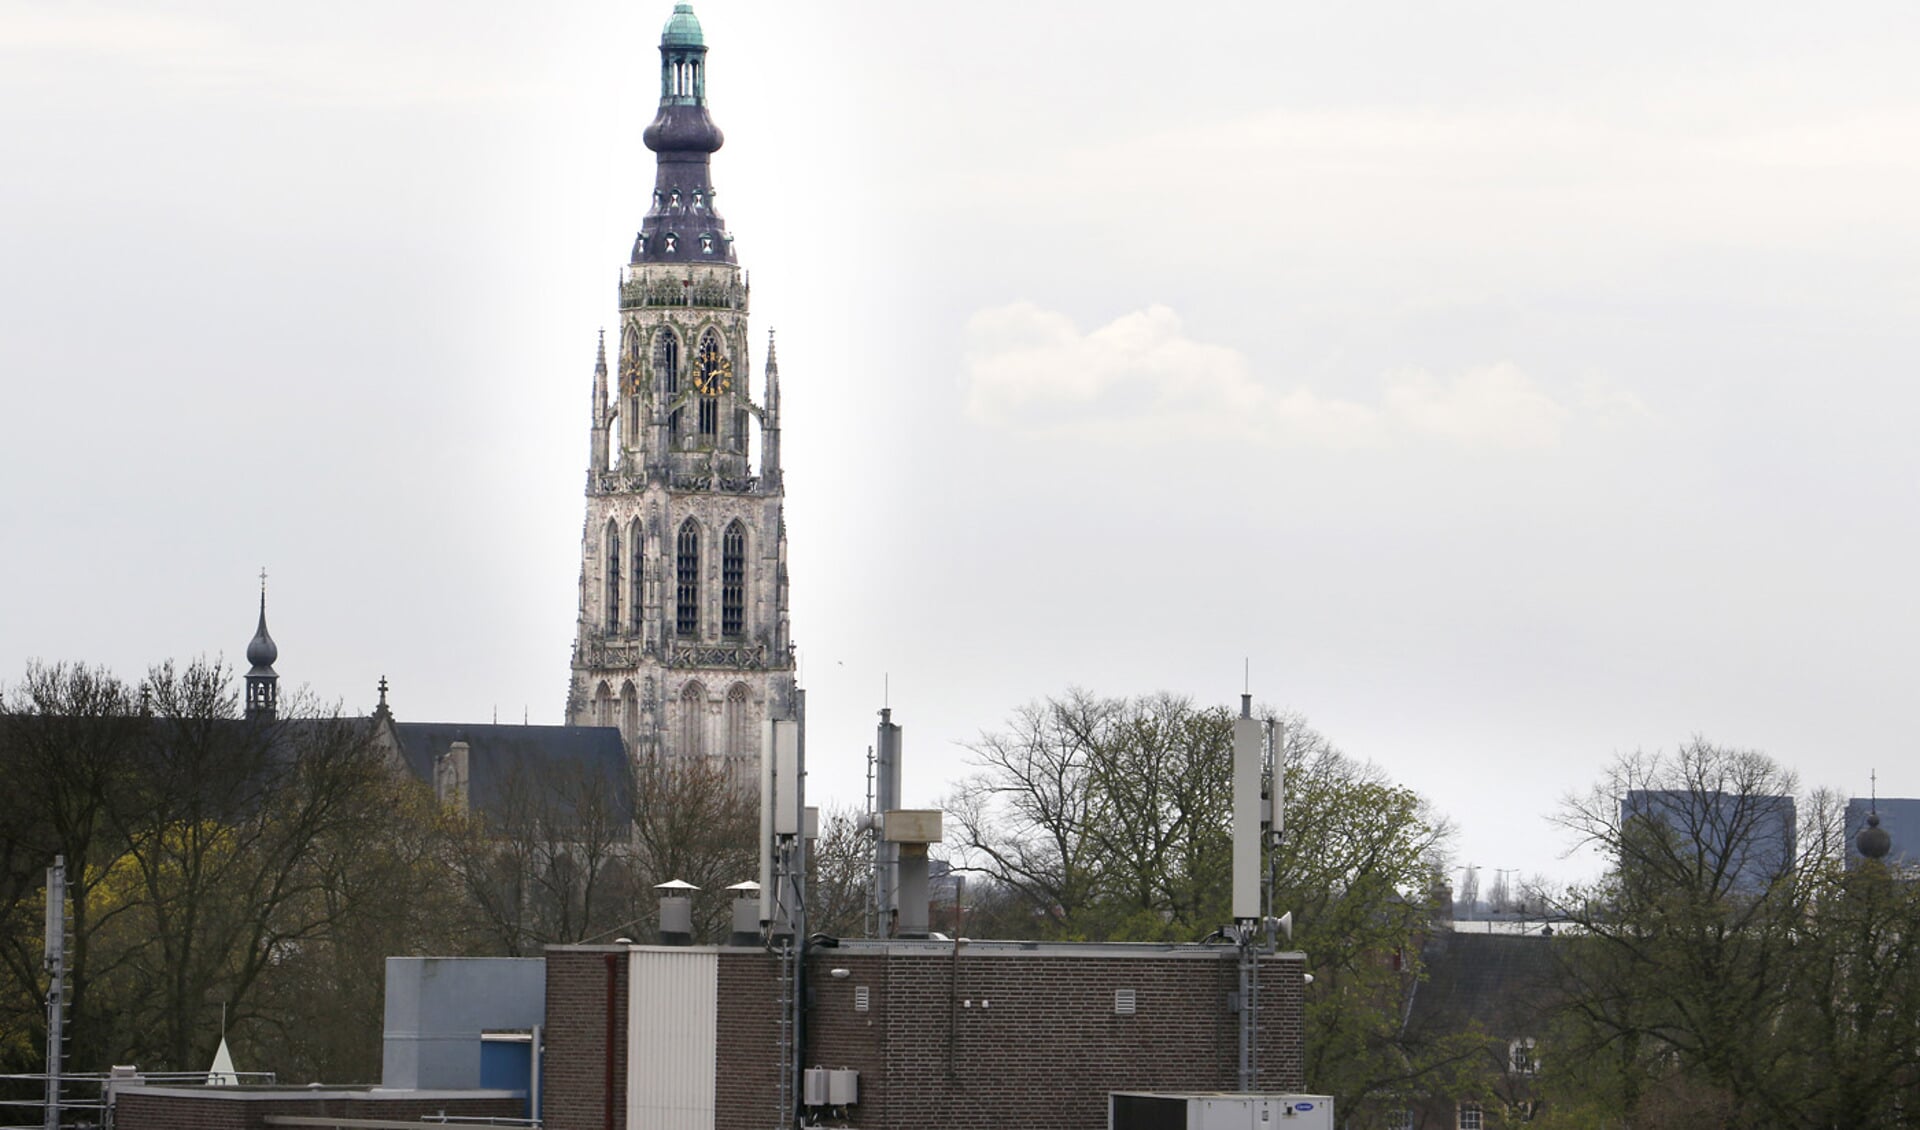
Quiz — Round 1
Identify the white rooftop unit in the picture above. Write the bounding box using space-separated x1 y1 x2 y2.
1110 1092 1334 1130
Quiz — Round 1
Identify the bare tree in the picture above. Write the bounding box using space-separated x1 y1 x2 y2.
807 806 872 940
0 662 146 1072
626 757 758 942
452 757 634 955
944 690 1111 935
102 660 413 1072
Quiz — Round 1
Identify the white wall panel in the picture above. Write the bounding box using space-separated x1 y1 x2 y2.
627 948 718 1130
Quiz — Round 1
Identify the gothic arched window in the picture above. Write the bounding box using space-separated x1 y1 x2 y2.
722 521 746 639
697 330 722 439
605 521 622 633
679 681 706 758
725 682 749 759
629 520 646 635
676 519 700 638
657 330 682 443
620 680 638 743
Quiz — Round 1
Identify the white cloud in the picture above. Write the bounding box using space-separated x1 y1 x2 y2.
962 302 1257 424
0 8 546 108
964 303 1621 451
1383 363 1570 450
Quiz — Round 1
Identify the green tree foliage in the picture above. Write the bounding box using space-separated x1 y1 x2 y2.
0 662 145 1074
0 658 788 1083
0 660 469 1080
1542 741 1920 1129
945 690 1455 1114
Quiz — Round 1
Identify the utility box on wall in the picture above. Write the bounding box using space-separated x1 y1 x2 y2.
1110 1092 1334 1130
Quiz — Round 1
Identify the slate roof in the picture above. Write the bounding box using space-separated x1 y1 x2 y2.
387 721 632 822
1406 930 1558 1040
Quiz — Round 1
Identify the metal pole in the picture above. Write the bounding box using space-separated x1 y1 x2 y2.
44 856 65 1130
782 689 808 1128
864 744 876 940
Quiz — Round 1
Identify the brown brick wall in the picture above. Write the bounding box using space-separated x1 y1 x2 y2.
113 1090 524 1130
715 950 784 1130
741 948 1305 1130
545 945 1307 1130
544 946 630 1130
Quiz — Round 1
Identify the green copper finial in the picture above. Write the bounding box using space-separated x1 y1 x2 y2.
662 4 705 49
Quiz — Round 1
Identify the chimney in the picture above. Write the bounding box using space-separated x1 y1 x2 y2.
726 881 761 946
880 810 943 939
435 741 470 813
656 880 698 945
874 708 903 935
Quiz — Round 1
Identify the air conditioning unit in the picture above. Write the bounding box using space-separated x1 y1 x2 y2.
828 1068 858 1105
1110 1092 1334 1130
803 1067 859 1107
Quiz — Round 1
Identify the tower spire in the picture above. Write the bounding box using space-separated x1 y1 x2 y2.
590 330 612 475
762 327 782 488
245 569 279 722
570 6 794 768
633 4 735 266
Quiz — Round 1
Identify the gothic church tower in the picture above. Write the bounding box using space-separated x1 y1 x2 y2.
567 4 794 779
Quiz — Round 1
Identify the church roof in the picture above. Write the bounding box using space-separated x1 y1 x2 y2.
388 721 631 821
1405 931 1558 1039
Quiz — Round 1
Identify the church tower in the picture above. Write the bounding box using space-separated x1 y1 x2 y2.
567 3 794 781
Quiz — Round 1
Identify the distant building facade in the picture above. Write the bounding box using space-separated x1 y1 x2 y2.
1621 788 1797 892
565 3 795 780
1845 796 1919 872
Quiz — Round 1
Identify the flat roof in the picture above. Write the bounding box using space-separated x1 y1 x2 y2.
553 940 1307 961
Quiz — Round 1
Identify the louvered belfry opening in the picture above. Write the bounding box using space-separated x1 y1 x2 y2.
722 521 745 637
676 520 700 636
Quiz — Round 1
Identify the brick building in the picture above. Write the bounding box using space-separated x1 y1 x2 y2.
110 1085 525 1130
543 941 1307 1130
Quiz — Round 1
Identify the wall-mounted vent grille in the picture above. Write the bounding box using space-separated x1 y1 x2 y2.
1114 988 1137 1016
854 986 870 1013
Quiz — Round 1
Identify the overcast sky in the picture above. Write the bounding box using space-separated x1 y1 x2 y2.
5 1 1918 888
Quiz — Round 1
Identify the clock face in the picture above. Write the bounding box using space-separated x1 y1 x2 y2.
618 354 644 398
692 352 733 396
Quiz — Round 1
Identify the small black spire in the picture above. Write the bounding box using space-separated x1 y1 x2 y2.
245 569 279 721
1858 770 1893 860
1858 810 1892 861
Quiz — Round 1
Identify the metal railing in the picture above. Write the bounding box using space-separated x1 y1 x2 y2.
0 1070 276 1130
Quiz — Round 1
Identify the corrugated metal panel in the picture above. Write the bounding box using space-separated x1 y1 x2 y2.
627 949 718 1130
